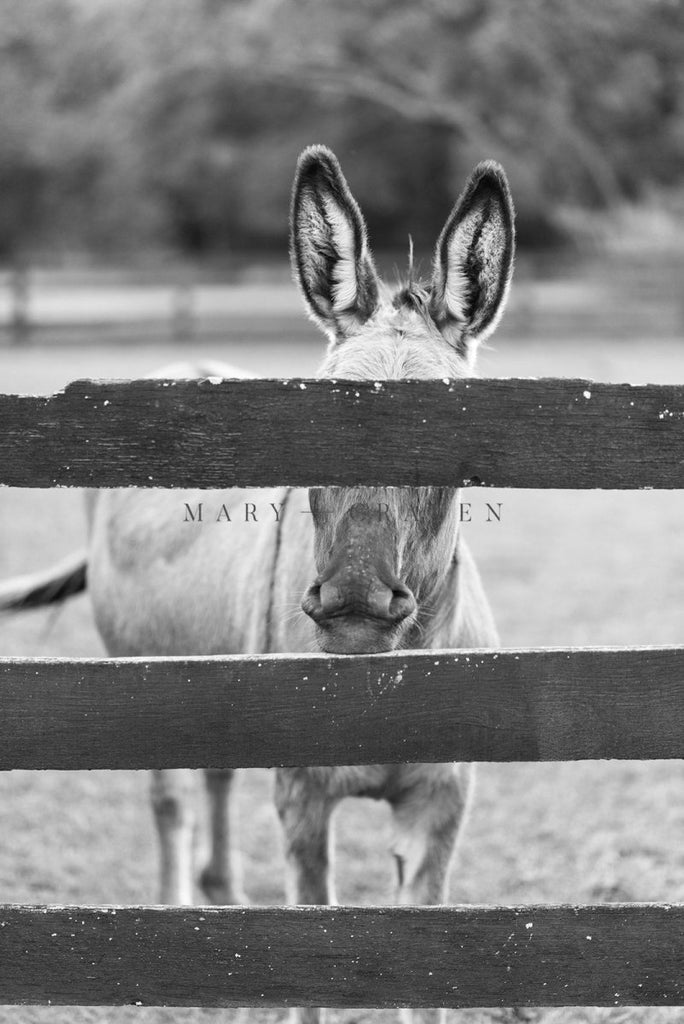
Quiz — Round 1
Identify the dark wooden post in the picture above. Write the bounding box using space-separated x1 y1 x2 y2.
171 268 195 344
9 259 30 346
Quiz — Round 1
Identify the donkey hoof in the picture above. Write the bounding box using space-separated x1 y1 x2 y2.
199 867 247 906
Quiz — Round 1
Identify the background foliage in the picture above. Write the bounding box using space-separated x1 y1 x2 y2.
1 0 683 259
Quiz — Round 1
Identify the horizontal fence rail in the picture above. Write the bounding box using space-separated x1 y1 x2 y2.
0 647 682 769
0 904 680 1008
1 378 684 488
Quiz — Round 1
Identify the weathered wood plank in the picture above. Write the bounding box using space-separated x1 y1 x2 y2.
0 904 680 1007
1 377 684 487
0 647 682 769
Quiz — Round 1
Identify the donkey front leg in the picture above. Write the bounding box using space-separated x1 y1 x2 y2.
391 763 473 904
275 768 337 1024
275 767 337 905
200 767 245 904
391 763 474 1024
150 768 198 905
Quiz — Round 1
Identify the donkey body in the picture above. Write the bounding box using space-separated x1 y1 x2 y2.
87 480 496 910
1 146 514 1024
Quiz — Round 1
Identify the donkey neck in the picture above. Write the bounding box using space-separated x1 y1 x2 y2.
405 515 462 650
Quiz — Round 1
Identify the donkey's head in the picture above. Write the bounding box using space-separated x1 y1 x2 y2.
291 146 514 653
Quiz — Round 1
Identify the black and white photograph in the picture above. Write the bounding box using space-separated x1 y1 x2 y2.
0 2 682 1022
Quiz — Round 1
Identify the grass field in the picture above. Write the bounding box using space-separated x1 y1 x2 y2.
0 324 683 1024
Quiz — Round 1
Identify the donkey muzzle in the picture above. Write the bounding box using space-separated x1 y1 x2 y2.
302 574 416 625
302 500 417 651
302 572 416 654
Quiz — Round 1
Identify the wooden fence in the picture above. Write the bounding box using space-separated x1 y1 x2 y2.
0 377 683 1011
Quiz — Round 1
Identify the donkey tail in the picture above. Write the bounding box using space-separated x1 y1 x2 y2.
0 550 87 612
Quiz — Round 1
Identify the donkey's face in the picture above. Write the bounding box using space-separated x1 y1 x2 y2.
290 146 515 653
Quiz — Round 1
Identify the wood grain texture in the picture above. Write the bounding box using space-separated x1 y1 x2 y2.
1 377 684 487
0 647 681 769
0 903 680 1007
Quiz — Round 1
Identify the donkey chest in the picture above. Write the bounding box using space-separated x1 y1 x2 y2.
283 764 407 803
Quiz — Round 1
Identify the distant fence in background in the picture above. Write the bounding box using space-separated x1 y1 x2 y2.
1 255 684 347
0 263 294 348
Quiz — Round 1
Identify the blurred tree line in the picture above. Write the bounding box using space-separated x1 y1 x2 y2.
1 0 682 262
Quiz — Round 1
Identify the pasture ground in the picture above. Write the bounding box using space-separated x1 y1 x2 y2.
0 324 683 1024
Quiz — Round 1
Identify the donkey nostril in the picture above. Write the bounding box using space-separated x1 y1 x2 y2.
301 582 322 620
389 586 416 622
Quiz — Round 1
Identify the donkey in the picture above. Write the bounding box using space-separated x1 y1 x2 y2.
0 146 514 1023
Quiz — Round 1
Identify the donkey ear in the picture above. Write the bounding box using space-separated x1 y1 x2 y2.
430 160 515 354
290 145 380 342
